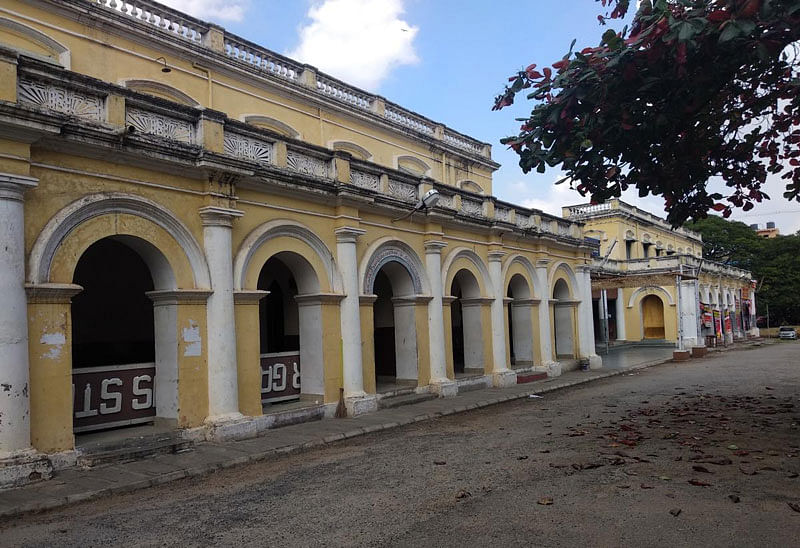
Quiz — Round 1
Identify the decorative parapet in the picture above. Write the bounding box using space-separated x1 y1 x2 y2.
223 132 273 166
286 148 330 179
387 178 418 202
494 204 511 223
564 199 702 241
84 0 494 161
126 106 194 143
93 0 208 43
350 169 380 192
17 77 105 123
460 196 484 217
316 74 373 110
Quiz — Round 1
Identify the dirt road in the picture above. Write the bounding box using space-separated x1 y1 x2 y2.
2 343 799 547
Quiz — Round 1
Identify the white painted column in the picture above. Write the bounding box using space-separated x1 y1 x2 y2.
615 290 627 341
488 251 515 387
335 227 376 415
424 240 456 396
0 174 37 457
576 265 602 369
535 259 558 376
199 206 243 423
679 280 700 347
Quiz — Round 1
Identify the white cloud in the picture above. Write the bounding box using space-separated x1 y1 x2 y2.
157 0 249 22
287 0 419 91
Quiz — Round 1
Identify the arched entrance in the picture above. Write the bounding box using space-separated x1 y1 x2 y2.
450 269 484 374
257 252 325 407
507 273 534 367
71 236 176 434
552 278 575 358
641 294 666 339
371 261 419 388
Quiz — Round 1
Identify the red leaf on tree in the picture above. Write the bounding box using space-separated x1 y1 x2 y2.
707 10 729 23
553 59 569 70
711 203 727 212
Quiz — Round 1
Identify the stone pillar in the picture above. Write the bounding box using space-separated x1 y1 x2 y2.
199 206 243 423
335 227 376 415
0 174 37 456
424 240 456 396
576 265 602 369
535 259 559 376
488 251 515 387
615 290 627 341
679 279 700 347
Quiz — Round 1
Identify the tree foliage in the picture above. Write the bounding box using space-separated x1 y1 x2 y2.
494 0 800 226
685 215 762 266
687 216 800 324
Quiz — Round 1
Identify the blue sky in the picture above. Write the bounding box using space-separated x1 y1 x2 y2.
162 0 799 234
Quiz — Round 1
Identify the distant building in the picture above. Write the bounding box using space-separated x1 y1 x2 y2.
563 200 758 351
750 222 780 238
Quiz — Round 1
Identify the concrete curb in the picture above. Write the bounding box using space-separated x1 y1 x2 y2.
0 357 672 520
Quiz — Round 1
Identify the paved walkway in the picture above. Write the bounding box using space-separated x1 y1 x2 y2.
0 343 751 519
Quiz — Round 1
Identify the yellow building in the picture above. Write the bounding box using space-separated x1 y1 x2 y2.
0 0 602 485
563 200 757 351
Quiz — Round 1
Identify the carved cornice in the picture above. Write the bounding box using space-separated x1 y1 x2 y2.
199 206 244 227
146 289 213 305
25 283 83 304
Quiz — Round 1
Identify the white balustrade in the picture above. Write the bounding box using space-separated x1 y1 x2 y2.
443 129 484 156
93 0 206 43
384 104 436 136
316 76 372 110
223 38 301 82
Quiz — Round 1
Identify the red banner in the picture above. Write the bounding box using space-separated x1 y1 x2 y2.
261 352 301 404
72 363 156 433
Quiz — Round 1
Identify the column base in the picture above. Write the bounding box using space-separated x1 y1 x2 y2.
691 346 707 358
203 412 252 442
673 350 691 362
492 370 518 388
587 354 603 370
430 379 458 398
345 394 378 417
541 361 562 377
0 449 53 489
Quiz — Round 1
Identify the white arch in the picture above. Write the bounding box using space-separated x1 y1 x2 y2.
233 219 342 292
627 285 675 308
329 140 372 161
0 17 71 69
360 237 429 295
457 179 484 195
241 115 301 139
441 247 493 298
501 254 539 298
28 193 210 288
547 261 579 299
120 79 200 106
395 155 431 177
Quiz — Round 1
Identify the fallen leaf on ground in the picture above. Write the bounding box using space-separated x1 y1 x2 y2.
729 495 741 503
739 467 758 476
692 465 713 474
539 449 550 453
538 497 554 505
640 483 654 489
728 444 739 450
670 508 682 516
434 461 446 466
688 479 711 487
517 456 529 461
786 472 799 479
455 489 471 500
788 502 800 513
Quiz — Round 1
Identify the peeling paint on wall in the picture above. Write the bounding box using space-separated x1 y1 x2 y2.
182 320 201 357
40 332 66 360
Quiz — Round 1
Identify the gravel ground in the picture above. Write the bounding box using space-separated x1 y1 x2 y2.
2 342 799 547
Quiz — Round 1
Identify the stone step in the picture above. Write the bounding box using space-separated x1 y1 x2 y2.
516 372 548 384
378 392 437 410
76 432 193 469
455 375 491 393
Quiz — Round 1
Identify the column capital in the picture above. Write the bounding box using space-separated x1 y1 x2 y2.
294 292 345 306
199 206 244 227
147 289 213 306
575 264 593 274
424 240 447 253
535 258 551 269
233 290 269 305
487 250 505 262
0 174 38 202
25 283 82 304
335 226 366 243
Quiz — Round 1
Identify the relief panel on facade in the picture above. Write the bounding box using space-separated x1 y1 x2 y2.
126 108 194 143
350 169 380 191
387 179 418 202
286 150 329 178
223 133 273 165
18 78 105 122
